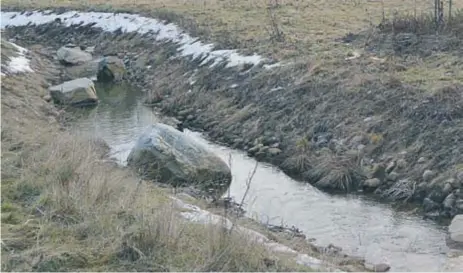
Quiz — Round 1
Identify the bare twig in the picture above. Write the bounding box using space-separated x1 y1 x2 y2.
228 160 258 234
35 206 46 216
266 0 284 43
239 160 258 210
224 153 233 219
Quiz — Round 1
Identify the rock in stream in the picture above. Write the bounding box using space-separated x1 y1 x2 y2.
127 123 232 199
57 44 92 65
49 77 98 106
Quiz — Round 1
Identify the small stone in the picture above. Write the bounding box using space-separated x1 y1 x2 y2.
387 171 399 182
344 265 360 272
267 147 282 156
423 197 440 212
396 159 407 169
457 171 463 184
428 187 448 203
417 157 426 164
262 136 279 146
423 170 436 182
449 215 463 244
424 211 440 219
447 178 460 189
443 183 454 196
357 144 366 151
443 193 457 209
259 146 269 154
371 163 386 181
456 199 463 211
351 135 366 145
43 94 52 102
385 161 396 173
364 263 390 272
363 178 382 188
248 144 264 155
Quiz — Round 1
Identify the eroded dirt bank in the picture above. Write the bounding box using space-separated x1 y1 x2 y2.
3 9 462 222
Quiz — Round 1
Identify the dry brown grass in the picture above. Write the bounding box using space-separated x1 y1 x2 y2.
0 41 311 271
1 133 302 271
4 0 463 92
4 0 458 45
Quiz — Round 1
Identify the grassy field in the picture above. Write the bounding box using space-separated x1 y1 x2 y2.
3 0 463 91
0 40 317 271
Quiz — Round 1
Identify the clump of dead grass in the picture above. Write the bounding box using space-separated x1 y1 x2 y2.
307 149 365 192
282 153 313 175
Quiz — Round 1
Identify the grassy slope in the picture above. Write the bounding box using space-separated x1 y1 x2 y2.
4 0 463 91
1 0 462 269
0 42 313 271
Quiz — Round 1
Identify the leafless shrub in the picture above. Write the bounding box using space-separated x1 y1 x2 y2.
266 0 285 43
378 0 462 35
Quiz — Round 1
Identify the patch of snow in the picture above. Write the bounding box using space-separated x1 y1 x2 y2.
9 56 33 73
270 86 284 92
263 62 282 70
1 10 280 70
171 197 342 271
188 74 196 85
230 84 239 89
1 41 33 75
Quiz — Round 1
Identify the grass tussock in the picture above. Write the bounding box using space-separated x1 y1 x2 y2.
282 153 312 175
0 42 309 272
308 149 365 192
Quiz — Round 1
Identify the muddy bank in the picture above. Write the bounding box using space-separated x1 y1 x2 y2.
2 9 462 223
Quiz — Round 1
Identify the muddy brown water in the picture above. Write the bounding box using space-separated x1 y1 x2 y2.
69 82 450 271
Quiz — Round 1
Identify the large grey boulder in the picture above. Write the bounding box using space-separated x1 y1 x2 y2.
127 123 232 199
57 44 92 65
97 56 126 82
449 215 463 248
49 78 98 106
63 56 126 83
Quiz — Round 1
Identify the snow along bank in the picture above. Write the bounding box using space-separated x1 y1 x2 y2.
1 41 33 76
1 10 278 69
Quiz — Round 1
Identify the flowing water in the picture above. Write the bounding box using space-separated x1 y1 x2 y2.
70 83 451 272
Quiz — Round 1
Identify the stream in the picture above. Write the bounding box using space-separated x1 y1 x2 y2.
68 82 451 272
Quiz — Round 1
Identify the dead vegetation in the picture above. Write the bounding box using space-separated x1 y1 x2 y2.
1 42 313 272
2 0 462 93
1 3 462 269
